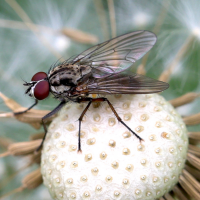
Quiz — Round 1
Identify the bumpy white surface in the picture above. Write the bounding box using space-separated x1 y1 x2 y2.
41 94 188 200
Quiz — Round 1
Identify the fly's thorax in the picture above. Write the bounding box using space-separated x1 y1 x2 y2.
49 64 92 96
49 64 80 86
49 64 92 86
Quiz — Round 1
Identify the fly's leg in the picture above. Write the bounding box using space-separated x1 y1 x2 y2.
14 99 38 115
104 98 144 142
13 98 65 151
36 100 66 151
78 97 143 152
77 98 93 153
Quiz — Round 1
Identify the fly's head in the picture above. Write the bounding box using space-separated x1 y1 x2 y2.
24 72 50 100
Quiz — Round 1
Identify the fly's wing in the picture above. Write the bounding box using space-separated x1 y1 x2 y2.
77 73 169 95
69 31 157 78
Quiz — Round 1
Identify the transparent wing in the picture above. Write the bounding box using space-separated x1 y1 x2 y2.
69 31 157 78
76 73 169 95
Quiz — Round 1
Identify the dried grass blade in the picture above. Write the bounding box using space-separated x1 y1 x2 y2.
179 175 200 200
187 153 200 170
172 185 190 200
182 169 200 192
169 92 199 108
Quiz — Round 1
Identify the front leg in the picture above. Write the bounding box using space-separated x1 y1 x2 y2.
36 100 66 151
14 99 38 115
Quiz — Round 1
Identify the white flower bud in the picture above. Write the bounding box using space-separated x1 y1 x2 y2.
41 94 188 200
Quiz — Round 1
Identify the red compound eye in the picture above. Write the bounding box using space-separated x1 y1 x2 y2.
31 72 47 81
34 81 50 100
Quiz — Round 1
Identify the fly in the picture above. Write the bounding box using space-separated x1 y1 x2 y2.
14 31 169 152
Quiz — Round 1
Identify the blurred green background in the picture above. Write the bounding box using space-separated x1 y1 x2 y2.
0 0 200 199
